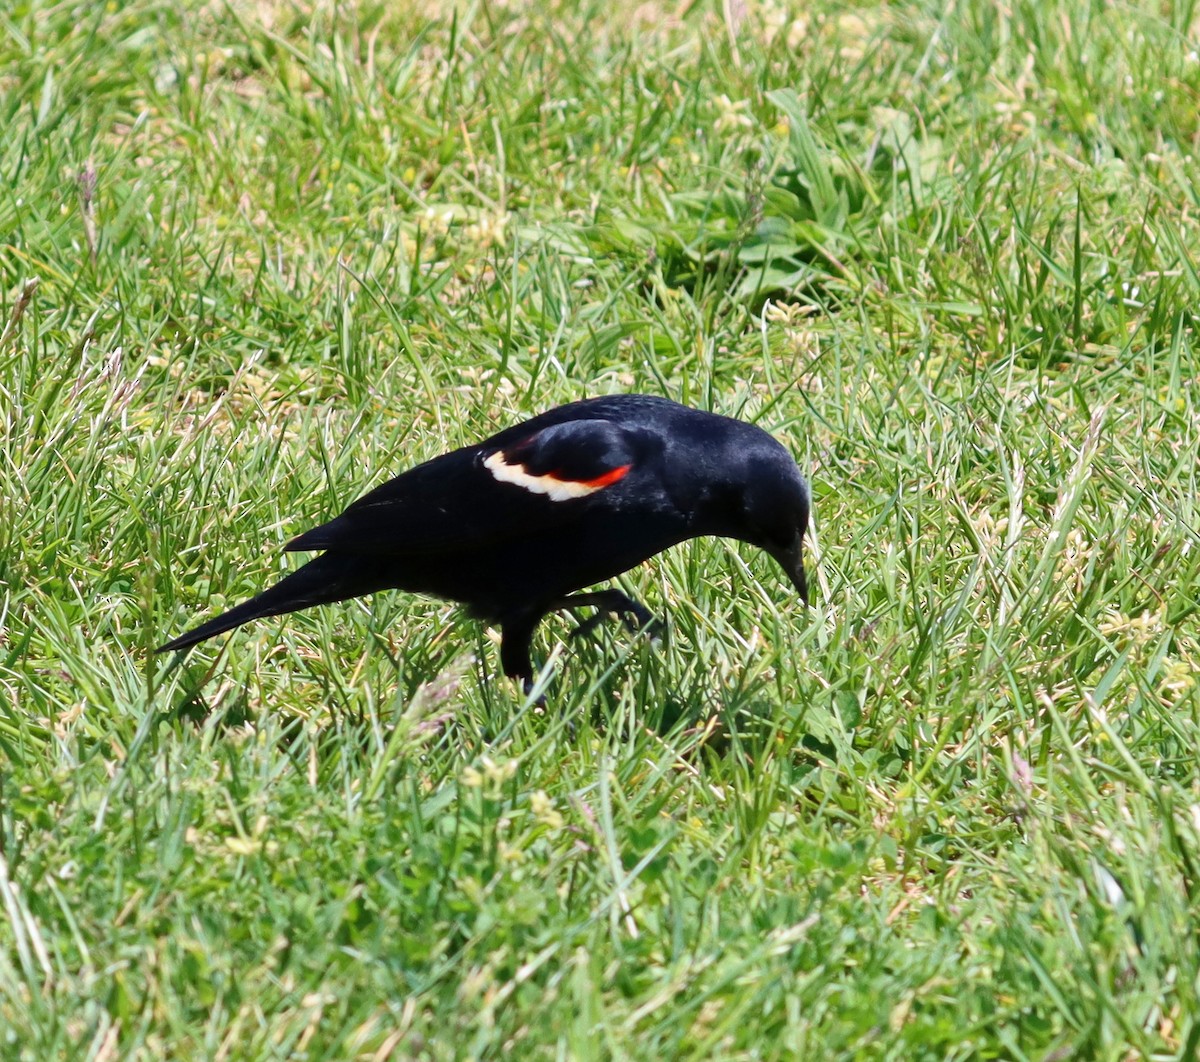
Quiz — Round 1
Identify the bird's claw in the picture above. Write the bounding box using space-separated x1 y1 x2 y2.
568 607 660 641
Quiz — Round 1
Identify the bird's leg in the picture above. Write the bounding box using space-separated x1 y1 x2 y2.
500 615 537 684
499 613 549 704
551 590 660 640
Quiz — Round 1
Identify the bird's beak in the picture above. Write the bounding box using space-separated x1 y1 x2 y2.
767 534 809 606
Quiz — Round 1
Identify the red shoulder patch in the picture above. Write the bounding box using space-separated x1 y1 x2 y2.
577 464 632 489
485 453 631 500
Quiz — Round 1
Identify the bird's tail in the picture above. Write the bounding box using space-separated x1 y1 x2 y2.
155 553 382 653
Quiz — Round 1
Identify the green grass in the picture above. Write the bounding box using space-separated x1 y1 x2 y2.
4 0 1200 1056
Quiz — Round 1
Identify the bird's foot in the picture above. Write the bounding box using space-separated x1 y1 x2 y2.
555 590 659 642
521 676 548 708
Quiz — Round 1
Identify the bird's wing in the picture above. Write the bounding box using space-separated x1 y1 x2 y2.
285 417 647 555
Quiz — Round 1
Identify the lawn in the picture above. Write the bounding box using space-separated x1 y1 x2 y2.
3 0 1200 1057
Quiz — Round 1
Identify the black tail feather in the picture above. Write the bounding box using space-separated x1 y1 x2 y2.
156 553 378 653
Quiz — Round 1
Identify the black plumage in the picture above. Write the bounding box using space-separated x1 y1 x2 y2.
157 395 811 687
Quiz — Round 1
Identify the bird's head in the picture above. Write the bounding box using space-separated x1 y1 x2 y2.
738 451 811 605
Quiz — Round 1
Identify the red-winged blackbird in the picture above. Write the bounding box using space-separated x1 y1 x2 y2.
157 394 811 688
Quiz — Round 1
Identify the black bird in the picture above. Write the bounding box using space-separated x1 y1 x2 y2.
157 395 811 688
